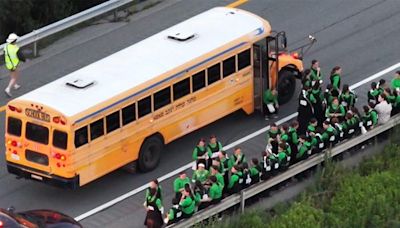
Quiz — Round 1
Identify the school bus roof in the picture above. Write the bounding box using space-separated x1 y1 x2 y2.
16 7 270 119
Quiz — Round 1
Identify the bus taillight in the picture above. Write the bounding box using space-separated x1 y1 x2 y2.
7 139 20 147
53 152 67 161
53 116 66 125
8 105 22 113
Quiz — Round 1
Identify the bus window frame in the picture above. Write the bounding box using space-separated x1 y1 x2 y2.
191 70 206 93
206 62 222 86
105 110 121 134
121 102 137 126
52 129 68 150
74 125 89 148
153 86 172 111
138 95 152 118
89 118 105 142
223 55 237 77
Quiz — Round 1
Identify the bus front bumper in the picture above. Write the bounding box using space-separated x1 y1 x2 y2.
7 162 79 190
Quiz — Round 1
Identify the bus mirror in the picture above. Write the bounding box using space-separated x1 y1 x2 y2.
280 35 287 49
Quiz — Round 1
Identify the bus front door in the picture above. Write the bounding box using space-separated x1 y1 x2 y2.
253 43 268 114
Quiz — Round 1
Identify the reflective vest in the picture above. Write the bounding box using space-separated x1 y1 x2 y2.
4 44 20 70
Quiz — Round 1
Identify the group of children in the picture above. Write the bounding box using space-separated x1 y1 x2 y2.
144 66 400 227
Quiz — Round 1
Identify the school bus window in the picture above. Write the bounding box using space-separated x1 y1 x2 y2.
53 130 68 149
26 122 49 145
192 70 206 92
238 49 251 70
90 119 104 141
7 117 22 136
74 126 88 148
173 78 190 100
122 103 136 125
223 56 236 77
154 87 171 111
138 96 152 118
207 63 221 85
106 111 120 133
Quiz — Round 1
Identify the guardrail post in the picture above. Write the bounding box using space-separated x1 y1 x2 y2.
240 190 245 213
33 30 38 57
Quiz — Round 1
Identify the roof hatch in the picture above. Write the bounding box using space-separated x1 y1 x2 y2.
167 32 196 41
66 79 94 89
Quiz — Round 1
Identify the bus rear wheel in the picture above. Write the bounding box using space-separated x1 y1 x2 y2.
278 70 296 104
138 136 163 172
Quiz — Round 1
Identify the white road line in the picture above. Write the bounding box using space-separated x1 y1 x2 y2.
75 62 400 221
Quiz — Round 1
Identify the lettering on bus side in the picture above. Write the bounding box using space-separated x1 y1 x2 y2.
153 96 197 121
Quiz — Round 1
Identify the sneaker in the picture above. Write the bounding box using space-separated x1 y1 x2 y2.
5 88 12 97
13 84 21 90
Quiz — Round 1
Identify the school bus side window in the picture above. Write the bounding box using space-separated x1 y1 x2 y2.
238 49 251 70
90 119 104 141
192 70 206 92
223 56 236 77
7 117 22 136
122 103 136 125
74 126 88 148
207 63 221 85
53 130 68 149
173 78 190 101
106 111 120 133
154 87 171 111
138 96 152 118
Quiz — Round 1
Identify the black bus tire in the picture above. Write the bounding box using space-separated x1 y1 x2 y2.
138 136 163 172
278 70 296 104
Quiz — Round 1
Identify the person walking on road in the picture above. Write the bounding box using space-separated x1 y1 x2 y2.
4 33 26 97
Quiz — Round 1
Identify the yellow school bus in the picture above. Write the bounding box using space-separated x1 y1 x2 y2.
5 7 303 189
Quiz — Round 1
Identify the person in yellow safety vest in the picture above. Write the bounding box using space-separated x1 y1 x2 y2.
4 33 26 97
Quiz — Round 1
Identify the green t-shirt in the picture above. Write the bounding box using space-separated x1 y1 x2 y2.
228 172 243 189
297 141 312 159
325 104 345 118
310 68 322 81
209 183 222 200
263 89 278 105
192 146 212 160
180 196 195 215
330 73 341 91
391 78 400 90
173 177 190 193
192 169 210 184
215 172 225 188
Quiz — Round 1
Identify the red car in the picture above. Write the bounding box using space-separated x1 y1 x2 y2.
0 208 82 228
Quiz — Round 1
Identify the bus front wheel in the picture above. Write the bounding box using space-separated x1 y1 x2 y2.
278 70 296 104
138 136 163 172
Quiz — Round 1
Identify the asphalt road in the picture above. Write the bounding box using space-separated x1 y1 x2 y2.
0 0 399 227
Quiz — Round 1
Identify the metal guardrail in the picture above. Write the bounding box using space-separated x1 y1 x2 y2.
0 0 137 57
171 114 400 227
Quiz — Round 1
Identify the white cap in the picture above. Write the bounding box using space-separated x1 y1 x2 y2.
6 33 19 43
198 163 205 168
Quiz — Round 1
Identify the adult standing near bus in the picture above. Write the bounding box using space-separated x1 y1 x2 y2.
144 180 164 228
4 33 26 97
192 139 212 169
330 66 342 97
